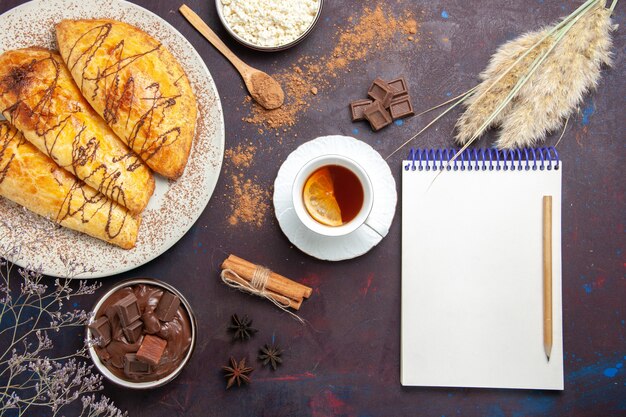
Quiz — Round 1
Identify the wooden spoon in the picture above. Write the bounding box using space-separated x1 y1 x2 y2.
180 4 285 110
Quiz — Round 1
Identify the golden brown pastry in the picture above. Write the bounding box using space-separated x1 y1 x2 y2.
0 47 154 214
56 19 197 179
0 121 139 249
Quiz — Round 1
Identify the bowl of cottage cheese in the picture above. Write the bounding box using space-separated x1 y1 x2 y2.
216 0 323 51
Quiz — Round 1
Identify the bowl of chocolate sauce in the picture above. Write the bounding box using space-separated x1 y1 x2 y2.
86 278 197 389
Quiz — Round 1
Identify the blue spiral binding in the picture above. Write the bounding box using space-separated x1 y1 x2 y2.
405 147 560 172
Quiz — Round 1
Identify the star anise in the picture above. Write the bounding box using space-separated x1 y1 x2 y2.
228 314 258 341
258 343 283 370
222 357 253 389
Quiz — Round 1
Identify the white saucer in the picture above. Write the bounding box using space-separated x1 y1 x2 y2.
273 135 397 261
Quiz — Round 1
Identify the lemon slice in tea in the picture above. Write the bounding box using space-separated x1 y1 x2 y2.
303 167 342 227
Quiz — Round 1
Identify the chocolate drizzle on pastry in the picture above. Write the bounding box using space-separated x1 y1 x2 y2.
0 124 20 185
64 23 181 165
0 121 139 247
56 19 197 179
0 48 154 215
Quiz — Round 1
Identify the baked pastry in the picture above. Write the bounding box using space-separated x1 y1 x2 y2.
0 121 140 249
56 19 197 179
0 48 154 214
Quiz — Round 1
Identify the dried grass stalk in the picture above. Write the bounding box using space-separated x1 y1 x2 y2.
455 29 552 143
455 0 615 149
496 5 614 148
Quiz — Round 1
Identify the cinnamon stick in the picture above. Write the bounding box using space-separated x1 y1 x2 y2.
221 269 303 310
221 255 313 301
229 254 312 298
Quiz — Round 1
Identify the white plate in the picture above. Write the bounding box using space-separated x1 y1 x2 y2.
0 0 225 278
273 135 397 261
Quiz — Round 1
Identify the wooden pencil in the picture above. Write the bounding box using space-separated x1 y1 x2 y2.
543 196 553 361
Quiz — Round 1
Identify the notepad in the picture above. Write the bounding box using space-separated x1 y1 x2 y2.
401 148 564 390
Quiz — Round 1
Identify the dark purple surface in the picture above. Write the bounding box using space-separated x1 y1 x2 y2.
0 0 624 416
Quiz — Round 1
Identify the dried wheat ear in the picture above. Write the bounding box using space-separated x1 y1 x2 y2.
455 3 615 149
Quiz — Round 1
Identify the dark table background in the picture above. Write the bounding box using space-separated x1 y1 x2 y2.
0 0 624 416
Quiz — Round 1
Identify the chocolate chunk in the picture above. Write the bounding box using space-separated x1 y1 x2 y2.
389 95 415 119
123 320 144 343
387 77 409 97
364 100 392 131
124 353 152 377
104 305 123 340
88 317 111 347
367 78 394 108
350 99 374 122
136 334 167 366
142 309 161 334
104 305 118 320
105 339 142 368
155 291 181 322
115 293 141 327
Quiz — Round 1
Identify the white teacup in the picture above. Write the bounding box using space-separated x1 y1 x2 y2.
292 154 375 237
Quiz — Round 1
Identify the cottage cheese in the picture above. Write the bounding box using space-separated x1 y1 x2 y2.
221 0 320 47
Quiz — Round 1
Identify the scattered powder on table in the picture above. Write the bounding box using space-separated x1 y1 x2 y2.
227 175 270 227
243 66 315 129
224 144 270 228
326 8 416 74
225 144 256 169
243 6 419 129
403 18 419 35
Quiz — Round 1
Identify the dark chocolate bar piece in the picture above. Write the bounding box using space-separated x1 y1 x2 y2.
389 95 415 119
155 291 181 322
115 293 141 327
124 353 151 377
123 320 144 344
350 99 374 122
103 305 123 339
364 100 392 131
136 334 167 366
88 316 111 347
367 78 394 108
387 77 408 97
104 305 118 320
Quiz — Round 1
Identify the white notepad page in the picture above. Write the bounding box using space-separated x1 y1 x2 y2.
401 157 564 390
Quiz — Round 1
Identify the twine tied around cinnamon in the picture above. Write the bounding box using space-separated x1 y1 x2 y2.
221 267 305 324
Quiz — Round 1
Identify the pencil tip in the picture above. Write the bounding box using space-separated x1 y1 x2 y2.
546 354 551 362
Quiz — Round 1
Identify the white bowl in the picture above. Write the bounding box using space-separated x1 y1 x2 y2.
86 278 197 389
215 0 324 51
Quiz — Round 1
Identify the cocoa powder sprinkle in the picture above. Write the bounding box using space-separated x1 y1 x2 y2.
242 6 419 130
249 71 284 110
225 144 256 169
224 144 270 228
227 175 270 228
